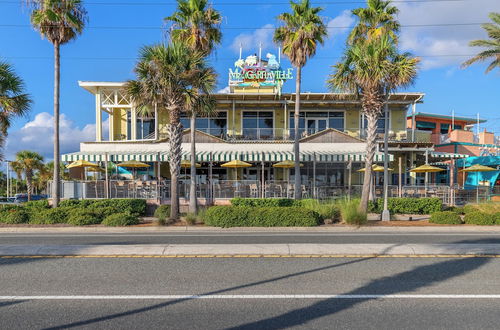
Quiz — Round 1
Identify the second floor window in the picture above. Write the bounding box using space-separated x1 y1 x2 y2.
289 111 345 137
242 111 274 139
362 112 388 134
180 112 227 138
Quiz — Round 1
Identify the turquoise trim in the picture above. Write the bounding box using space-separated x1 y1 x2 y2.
437 142 499 148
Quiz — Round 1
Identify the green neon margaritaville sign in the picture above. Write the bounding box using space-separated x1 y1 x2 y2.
229 68 294 81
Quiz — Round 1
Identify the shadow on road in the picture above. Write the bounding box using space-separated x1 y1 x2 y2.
41 238 498 330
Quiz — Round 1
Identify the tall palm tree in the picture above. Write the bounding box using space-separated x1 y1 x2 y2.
329 36 418 213
11 150 44 201
0 61 32 157
26 0 87 207
274 0 327 199
125 42 216 220
348 0 400 45
462 12 500 74
166 0 221 214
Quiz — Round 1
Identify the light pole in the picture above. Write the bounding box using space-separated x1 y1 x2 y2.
381 97 390 221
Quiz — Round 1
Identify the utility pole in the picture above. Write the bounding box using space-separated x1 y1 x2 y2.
382 96 390 221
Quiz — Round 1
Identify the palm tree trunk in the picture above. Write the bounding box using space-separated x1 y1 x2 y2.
359 111 378 213
26 171 32 202
293 66 302 200
168 122 183 220
52 42 61 208
189 113 197 214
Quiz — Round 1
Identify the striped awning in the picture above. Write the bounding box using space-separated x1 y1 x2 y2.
63 150 391 163
429 152 468 159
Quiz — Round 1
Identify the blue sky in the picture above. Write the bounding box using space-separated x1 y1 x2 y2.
1 0 499 160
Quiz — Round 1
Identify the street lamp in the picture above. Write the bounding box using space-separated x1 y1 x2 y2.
381 98 390 221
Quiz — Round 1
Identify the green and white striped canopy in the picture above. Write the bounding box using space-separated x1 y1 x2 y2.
62 150 391 163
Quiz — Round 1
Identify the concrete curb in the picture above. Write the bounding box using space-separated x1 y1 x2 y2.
1 226 500 234
2 244 500 256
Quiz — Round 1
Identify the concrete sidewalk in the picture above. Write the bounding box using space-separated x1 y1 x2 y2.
1 225 500 233
2 244 500 256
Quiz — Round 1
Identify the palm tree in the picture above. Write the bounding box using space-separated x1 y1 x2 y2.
274 0 327 199
329 36 418 213
348 0 400 45
462 12 500 73
166 0 221 214
11 150 44 201
26 0 87 207
125 42 216 220
0 61 32 156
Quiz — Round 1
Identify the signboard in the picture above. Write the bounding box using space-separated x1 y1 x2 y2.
228 53 293 93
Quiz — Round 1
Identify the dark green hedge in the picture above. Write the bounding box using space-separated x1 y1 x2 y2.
29 207 72 224
59 199 146 216
204 206 321 228
429 211 462 224
464 212 498 226
230 198 300 207
154 205 171 220
102 213 139 226
369 198 442 215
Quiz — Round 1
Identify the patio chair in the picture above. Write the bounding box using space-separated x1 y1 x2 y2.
249 183 259 198
301 185 309 198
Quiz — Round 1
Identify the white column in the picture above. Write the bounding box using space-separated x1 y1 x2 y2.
154 103 159 140
411 102 416 142
131 107 137 141
108 108 114 142
95 89 102 142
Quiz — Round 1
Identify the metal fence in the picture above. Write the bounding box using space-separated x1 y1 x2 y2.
48 180 495 205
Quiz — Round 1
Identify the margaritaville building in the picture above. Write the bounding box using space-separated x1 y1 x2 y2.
60 53 460 203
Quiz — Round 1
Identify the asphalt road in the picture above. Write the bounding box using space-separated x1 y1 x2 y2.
1 256 499 329
1 232 500 245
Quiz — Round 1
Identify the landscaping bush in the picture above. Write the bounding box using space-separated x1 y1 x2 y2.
300 199 340 222
91 207 118 220
230 198 299 207
204 206 320 228
102 213 139 226
338 199 367 225
369 198 442 214
429 211 462 225
464 212 497 225
154 205 171 220
67 209 102 226
24 200 50 210
59 199 146 216
184 213 197 225
1 209 29 224
29 207 72 224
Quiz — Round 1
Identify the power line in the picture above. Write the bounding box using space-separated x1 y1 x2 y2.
0 0 469 5
0 22 487 31
1 54 478 60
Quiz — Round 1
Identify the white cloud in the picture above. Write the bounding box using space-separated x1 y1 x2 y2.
396 0 500 69
4 112 108 161
230 24 276 53
327 10 355 41
217 86 230 94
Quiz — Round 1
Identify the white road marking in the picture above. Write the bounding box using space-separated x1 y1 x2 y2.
1 233 500 237
1 294 500 300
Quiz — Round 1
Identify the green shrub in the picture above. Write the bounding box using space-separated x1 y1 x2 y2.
184 213 197 225
369 198 442 214
102 213 139 226
24 200 50 210
495 213 500 225
91 207 118 220
464 212 496 225
29 207 71 224
60 199 146 216
429 211 462 224
338 199 367 225
300 199 340 222
154 205 171 220
461 204 478 215
2 209 29 224
230 198 299 207
204 206 320 228
67 209 101 226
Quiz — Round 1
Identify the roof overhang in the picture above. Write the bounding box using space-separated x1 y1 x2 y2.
78 81 126 94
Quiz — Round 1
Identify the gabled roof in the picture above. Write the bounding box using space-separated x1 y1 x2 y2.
300 128 364 143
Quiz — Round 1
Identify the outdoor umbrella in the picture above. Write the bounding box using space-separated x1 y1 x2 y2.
66 160 100 180
460 164 497 203
221 160 252 195
273 160 303 198
117 161 150 180
410 165 445 197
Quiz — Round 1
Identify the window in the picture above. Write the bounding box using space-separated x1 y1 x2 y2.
440 123 450 134
243 111 274 139
180 112 227 138
362 112 388 134
137 116 155 139
289 111 344 137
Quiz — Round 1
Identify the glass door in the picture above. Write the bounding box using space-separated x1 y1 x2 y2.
306 119 327 135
